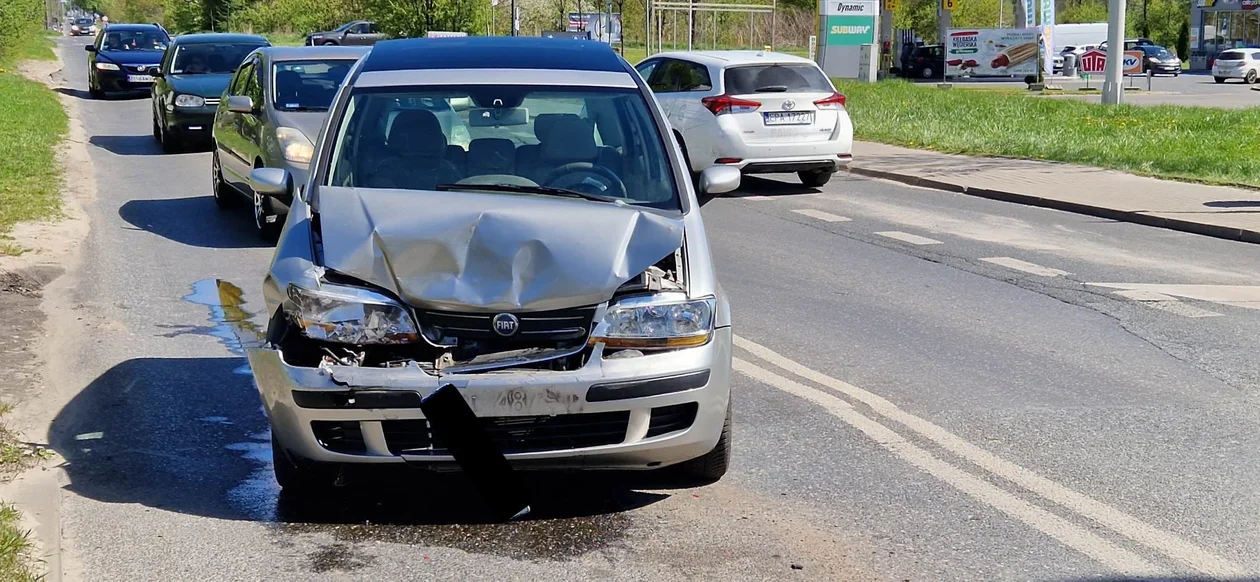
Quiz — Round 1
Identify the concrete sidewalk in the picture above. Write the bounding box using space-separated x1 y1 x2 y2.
847 141 1260 244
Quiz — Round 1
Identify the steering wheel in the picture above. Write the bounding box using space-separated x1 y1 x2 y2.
540 162 628 200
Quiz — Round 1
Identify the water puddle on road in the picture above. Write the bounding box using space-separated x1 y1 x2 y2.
179 278 642 568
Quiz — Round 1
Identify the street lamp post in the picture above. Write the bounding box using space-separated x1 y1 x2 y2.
1102 0 1126 104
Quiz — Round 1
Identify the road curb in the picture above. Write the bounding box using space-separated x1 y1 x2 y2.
846 165 1260 245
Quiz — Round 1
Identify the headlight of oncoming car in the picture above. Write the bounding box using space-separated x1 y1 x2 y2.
95 62 119 70
174 94 205 108
275 127 314 165
589 293 716 349
285 283 419 344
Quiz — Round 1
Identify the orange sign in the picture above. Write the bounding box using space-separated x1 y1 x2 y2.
1122 50 1144 74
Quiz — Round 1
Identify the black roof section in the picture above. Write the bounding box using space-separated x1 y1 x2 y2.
361 37 625 74
103 23 164 32
172 32 270 45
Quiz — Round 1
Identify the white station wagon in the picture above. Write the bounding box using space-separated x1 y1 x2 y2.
636 51 853 187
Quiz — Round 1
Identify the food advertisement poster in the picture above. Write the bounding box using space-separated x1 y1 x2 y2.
945 28 1041 77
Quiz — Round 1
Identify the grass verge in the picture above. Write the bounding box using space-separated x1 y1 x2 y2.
0 32 67 255
836 78 1260 188
0 504 39 582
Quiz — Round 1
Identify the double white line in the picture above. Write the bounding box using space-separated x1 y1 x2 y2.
732 335 1245 578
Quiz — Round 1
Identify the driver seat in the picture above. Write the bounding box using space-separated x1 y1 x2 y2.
366 109 462 190
527 114 621 185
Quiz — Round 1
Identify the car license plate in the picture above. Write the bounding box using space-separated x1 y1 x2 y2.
127 74 154 83
763 111 814 126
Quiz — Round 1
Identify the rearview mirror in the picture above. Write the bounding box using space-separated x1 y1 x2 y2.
249 168 291 197
84 45 96 52
697 166 740 195
227 95 254 114
468 107 528 127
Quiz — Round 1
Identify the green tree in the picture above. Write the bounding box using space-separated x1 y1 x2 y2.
1059 0 1107 24
363 0 489 37
0 0 43 62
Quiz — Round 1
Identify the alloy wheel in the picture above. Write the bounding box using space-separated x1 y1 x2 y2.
253 190 265 231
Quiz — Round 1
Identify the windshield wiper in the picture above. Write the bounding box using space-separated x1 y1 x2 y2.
435 182 622 204
281 106 328 112
754 85 789 92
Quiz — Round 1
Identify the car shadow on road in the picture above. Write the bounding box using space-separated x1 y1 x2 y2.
55 87 148 101
118 197 275 249
1205 200 1260 209
89 134 162 156
50 356 675 549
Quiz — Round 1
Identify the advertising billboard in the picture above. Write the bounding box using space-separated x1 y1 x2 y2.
567 12 622 43
822 0 878 47
945 28 1041 77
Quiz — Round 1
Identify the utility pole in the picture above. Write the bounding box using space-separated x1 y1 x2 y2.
1102 0 1125 104
937 1 950 44
511 0 518 35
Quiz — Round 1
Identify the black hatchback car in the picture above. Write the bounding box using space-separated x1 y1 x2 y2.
151 33 269 152
901 44 945 79
85 24 170 98
1136 45 1182 76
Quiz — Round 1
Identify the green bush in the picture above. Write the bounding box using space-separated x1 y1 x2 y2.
0 0 44 65
234 0 361 36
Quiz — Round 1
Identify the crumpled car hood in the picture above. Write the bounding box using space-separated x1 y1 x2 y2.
317 186 685 312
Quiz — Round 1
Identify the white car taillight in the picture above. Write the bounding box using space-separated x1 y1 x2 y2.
701 94 760 115
813 92 847 109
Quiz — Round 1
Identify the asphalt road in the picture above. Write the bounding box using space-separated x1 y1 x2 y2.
46 36 1260 581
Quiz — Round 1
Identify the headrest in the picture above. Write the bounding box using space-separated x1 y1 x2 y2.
388 109 447 157
539 115 597 162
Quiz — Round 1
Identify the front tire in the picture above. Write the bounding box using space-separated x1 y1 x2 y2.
89 77 103 99
158 116 182 153
211 150 237 209
272 433 340 494
675 402 732 483
921 67 934 79
322 40 337 46
1246 70 1257 84
799 170 833 188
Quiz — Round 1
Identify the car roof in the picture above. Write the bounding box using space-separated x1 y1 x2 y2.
258 46 370 61
360 37 625 73
103 23 162 31
648 50 815 68
172 32 269 45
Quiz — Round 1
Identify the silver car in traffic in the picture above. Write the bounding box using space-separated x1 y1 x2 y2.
245 37 741 493
211 46 369 239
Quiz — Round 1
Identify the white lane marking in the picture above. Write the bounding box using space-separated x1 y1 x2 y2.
1111 289 1178 302
1137 301 1223 318
876 231 943 245
1089 283 1260 310
980 257 1071 277
740 195 775 201
792 209 852 222
733 358 1164 576
733 335 1246 578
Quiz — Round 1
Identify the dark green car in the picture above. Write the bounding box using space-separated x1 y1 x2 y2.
150 33 269 152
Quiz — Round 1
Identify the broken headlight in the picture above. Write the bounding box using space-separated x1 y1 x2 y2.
284 283 419 344
589 293 715 349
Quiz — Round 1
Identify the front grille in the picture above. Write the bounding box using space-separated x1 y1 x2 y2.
203 98 221 106
645 402 699 438
311 420 366 454
382 410 630 455
417 305 597 342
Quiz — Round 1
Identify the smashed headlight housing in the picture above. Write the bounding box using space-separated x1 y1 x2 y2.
284 283 419 344
589 293 715 349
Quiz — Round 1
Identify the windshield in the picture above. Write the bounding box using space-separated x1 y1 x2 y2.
725 64 834 94
102 30 168 51
335 21 357 32
326 86 680 210
172 43 262 75
273 60 356 111
75 18 93 26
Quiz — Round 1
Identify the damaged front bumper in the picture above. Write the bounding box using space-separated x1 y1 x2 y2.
248 327 732 470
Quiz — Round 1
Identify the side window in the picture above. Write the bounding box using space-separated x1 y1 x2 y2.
653 60 711 92
635 59 659 83
228 61 252 96
367 23 379 34
350 23 368 34
647 59 677 92
1252 52 1260 60
245 60 263 105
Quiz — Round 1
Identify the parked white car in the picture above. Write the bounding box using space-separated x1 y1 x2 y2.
635 51 853 188
1212 49 1260 83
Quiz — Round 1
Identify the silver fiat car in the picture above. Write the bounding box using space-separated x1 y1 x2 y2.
245 36 740 493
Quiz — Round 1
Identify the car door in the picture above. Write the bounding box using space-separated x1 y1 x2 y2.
216 58 255 191
152 40 175 121
343 22 370 46
238 58 268 188
364 22 388 45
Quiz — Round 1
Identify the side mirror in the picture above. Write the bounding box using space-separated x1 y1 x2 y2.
249 168 291 197
84 45 96 52
227 95 254 114
697 166 741 195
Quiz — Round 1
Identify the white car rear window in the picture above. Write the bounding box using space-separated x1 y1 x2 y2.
724 64 834 95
